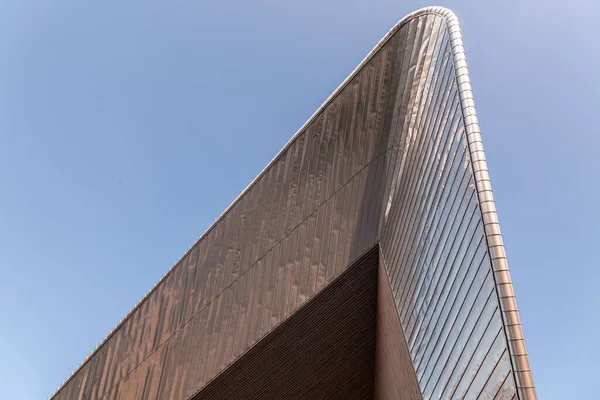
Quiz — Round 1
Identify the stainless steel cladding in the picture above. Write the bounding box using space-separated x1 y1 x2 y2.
51 7 536 400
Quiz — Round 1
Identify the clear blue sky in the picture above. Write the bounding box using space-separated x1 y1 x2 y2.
0 1 597 399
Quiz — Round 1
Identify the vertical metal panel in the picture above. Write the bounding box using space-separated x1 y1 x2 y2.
299 198 318 305
264 154 284 250
321 98 340 203
239 256 259 350
180 247 198 328
294 224 308 312
189 233 208 315
302 114 323 219
52 8 535 400
257 249 274 341
317 191 334 291
224 193 243 285
307 200 325 298
344 167 363 266
311 110 329 211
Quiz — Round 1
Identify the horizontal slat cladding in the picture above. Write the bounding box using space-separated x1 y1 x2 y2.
53 7 535 400
190 246 379 400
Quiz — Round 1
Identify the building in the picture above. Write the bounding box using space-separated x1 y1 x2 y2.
51 7 536 400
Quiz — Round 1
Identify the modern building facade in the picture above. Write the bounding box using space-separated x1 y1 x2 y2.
51 7 536 400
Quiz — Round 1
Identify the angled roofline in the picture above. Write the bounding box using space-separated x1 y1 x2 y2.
50 7 536 399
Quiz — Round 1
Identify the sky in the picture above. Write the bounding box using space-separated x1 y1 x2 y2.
0 1 598 399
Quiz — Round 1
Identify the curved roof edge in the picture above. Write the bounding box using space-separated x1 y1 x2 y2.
50 7 536 400
444 8 537 400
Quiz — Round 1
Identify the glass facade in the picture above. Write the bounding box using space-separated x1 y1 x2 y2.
51 7 535 400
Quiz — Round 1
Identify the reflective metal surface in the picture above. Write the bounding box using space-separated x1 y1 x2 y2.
51 7 535 400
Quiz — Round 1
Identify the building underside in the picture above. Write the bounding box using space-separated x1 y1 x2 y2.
51 7 536 400
192 246 421 400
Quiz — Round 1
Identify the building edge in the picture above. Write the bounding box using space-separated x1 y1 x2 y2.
439 8 537 400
